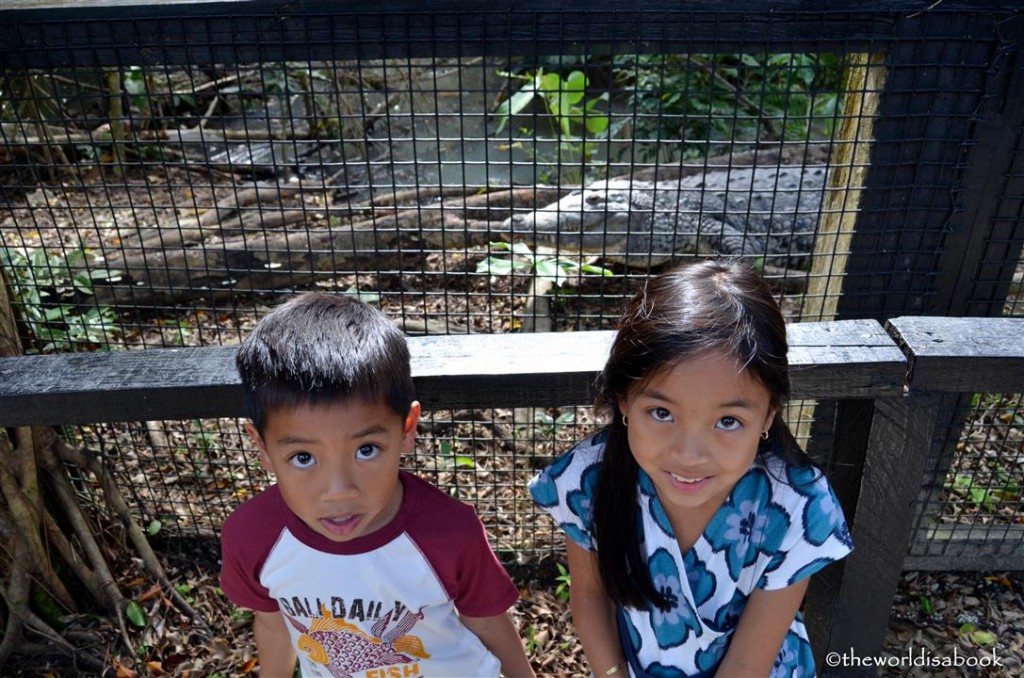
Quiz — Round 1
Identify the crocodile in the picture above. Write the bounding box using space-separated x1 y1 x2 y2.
502 164 828 269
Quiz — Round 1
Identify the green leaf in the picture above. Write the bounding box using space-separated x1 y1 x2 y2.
476 257 514 275
126 600 147 627
585 114 609 135
494 86 539 133
534 259 560 279
454 456 476 469
918 595 934 615
971 629 998 646
509 242 535 256
564 71 588 105
146 520 162 536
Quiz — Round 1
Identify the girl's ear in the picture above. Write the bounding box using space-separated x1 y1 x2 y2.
616 396 628 418
402 401 421 452
245 422 273 473
764 406 779 434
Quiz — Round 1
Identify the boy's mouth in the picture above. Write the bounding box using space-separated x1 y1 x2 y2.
320 514 362 536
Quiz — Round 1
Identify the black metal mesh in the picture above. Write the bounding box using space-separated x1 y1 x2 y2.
2 4 1022 566
907 394 1024 569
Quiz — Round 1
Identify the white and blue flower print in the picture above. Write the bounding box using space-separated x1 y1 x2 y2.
788 465 853 549
704 469 790 581
530 434 853 677
639 469 675 537
648 548 703 648
529 447 576 508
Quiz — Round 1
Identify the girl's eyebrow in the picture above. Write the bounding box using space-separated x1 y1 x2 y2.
641 389 758 410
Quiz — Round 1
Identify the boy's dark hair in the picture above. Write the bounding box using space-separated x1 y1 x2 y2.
591 258 811 611
235 293 415 434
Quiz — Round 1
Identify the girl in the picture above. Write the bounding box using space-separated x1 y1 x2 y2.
530 259 853 677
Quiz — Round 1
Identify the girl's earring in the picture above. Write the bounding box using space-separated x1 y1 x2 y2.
622 415 629 428
761 429 770 441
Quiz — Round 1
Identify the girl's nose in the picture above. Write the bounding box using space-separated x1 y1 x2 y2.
674 432 707 462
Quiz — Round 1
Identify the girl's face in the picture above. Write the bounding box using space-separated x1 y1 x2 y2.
618 349 777 529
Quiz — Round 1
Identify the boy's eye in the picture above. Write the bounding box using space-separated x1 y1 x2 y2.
650 407 674 422
355 444 381 461
716 416 742 431
289 452 316 469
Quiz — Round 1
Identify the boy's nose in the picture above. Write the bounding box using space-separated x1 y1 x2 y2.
322 472 358 499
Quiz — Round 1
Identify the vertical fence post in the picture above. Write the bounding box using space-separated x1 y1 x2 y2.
806 394 939 675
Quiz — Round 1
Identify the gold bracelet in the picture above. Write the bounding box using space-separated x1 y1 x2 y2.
601 662 627 677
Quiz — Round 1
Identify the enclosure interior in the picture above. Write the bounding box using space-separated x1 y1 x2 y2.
1 4 1022 569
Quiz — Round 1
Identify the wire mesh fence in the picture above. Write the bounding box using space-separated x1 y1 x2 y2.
2 2 1023 567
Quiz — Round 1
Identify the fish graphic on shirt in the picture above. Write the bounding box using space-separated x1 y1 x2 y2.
283 603 430 678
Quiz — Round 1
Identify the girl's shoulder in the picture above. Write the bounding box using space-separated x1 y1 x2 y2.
541 431 608 478
753 452 836 510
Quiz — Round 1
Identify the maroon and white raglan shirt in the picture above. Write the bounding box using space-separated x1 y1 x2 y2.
220 471 519 678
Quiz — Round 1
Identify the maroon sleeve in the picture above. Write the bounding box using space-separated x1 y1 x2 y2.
219 486 286 613
403 474 519 618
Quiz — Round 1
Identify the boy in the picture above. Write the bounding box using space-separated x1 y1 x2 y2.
221 293 535 677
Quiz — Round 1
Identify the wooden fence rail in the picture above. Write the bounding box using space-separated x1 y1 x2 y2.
1 316 1022 674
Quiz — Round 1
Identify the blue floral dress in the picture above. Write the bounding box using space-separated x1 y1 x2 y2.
529 432 853 678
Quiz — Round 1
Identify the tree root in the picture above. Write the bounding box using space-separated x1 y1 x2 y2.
1 265 209 671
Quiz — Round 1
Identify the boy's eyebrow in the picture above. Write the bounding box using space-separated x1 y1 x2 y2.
273 424 389 445
350 423 389 438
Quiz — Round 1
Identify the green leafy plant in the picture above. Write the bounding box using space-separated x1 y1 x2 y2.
554 562 572 602
438 440 476 470
613 52 842 160
958 622 998 646
476 241 614 286
1 246 122 352
535 410 576 438
946 472 1021 512
495 68 610 165
125 599 147 628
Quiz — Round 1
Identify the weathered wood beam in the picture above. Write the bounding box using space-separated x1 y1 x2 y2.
0 319 904 426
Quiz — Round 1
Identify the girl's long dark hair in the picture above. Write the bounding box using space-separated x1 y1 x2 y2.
591 259 811 610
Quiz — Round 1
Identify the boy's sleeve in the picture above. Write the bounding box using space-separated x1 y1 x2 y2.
757 468 854 591
528 436 603 551
219 500 281 613
450 510 520 618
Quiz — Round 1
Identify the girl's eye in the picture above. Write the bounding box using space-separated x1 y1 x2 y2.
289 452 315 469
355 444 381 461
650 407 674 422
716 416 742 431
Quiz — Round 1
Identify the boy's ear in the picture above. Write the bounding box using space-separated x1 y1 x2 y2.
402 401 421 452
245 422 274 473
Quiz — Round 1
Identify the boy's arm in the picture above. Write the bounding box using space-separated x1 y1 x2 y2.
714 577 810 677
253 610 297 677
459 611 536 678
566 538 626 676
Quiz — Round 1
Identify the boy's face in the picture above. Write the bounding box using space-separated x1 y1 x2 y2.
248 398 420 542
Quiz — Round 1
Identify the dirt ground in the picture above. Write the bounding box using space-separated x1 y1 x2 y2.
3 551 1022 677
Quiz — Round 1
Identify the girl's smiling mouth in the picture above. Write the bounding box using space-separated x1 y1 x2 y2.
667 471 711 491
